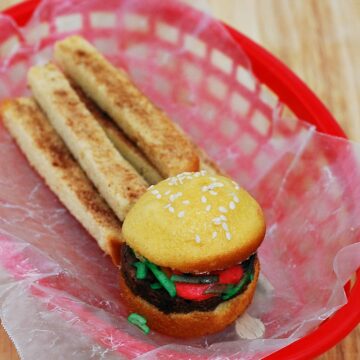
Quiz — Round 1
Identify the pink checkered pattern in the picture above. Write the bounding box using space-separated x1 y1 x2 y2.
0 0 359 358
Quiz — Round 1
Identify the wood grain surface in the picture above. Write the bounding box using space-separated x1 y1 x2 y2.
0 0 359 359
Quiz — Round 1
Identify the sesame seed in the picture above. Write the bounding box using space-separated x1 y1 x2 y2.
212 217 222 225
206 205 212 212
169 207 174 213
233 195 240 203
165 190 171 195
164 204 171 209
170 192 183 202
156 194 161 199
231 181 240 190
219 215 227 221
178 211 185 218
195 235 201 243
219 206 228 213
201 196 207 203
232 181 240 190
226 232 231 240
209 191 218 195
229 201 236 210
148 185 154 191
202 186 208 192
210 177 217 181
222 223 229 231
182 200 190 205
212 231 217 239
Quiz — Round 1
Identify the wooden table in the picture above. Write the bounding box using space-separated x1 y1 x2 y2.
0 0 359 359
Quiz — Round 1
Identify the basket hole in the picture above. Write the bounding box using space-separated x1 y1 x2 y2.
230 91 250 115
184 34 206 58
207 75 227 100
9 61 27 84
236 66 256 91
220 157 238 173
130 67 147 83
125 44 148 59
237 133 257 155
254 152 270 171
260 85 278 107
286 117 300 133
154 76 172 96
176 88 195 107
90 12 116 29
282 105 298 120
156 22 179 44
205 142 222 159
251 110 271 136
183 61 202 84
220 119 239 138
200 102 217 124
123 13 149 32
55 14 83 33
211 49 232 74
0 36 20 59
188 123 202 139
93 38 118 55
154 49 175 70
33 46 52 65
269 136 288 151
26 23 49 45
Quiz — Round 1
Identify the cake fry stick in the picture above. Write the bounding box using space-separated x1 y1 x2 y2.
28 63 148 222
1 98 123 264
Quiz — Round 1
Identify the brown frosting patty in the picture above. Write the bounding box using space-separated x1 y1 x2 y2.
120 244 256 314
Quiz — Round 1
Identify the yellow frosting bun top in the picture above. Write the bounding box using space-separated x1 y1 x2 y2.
122 171 265 273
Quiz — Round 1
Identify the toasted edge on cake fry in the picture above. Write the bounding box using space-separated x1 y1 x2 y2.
197 146 224 176
1 98 123 264
70 82 162 185
54 35 199 178
28 63 148 222
72 77 219 182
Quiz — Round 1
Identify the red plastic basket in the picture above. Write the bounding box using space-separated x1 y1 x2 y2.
2 1 360 359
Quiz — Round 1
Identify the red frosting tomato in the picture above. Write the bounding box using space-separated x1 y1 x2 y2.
218 265 244 284
175 283 214 301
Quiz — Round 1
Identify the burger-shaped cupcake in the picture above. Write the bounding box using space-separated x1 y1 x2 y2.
121 171 265 338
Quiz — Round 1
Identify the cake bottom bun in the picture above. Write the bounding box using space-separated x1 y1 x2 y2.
121 171 266 338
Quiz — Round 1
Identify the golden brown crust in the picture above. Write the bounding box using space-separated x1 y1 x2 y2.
119 258 260 338
1 98 123 264
28 63 148 221
123 174 266 273
54 35 199 177
69 81 162 185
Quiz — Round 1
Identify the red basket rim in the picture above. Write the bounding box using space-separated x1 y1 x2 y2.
2 1 360 359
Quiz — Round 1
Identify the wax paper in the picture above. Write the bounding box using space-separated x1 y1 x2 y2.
0 0 359 359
